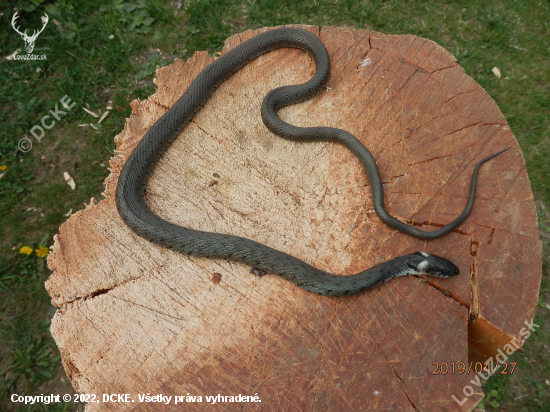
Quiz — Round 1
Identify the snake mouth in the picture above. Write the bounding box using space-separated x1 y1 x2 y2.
436 269 459 278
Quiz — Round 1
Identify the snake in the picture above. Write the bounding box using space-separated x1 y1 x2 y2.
115 27 509 296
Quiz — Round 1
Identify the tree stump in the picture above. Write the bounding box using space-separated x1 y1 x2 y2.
46 25 542 411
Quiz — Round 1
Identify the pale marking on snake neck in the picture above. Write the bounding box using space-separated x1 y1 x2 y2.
418 260 430 272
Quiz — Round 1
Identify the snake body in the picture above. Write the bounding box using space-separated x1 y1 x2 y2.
116 27 508 296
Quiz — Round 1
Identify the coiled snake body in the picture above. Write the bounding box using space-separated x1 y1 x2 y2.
116 27 508 296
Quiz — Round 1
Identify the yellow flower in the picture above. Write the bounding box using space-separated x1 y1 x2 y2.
0 165 7 171
36 246 49 258
19 246 33 255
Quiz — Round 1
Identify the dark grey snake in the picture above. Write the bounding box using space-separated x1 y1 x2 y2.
116 27 509 296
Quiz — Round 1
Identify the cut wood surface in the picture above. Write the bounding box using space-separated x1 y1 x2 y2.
46 25 542 411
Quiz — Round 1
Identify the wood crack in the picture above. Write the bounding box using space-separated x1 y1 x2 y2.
469 236 480 324
402 388 420 412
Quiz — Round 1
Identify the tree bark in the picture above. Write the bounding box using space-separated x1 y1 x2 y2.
46 25 541 411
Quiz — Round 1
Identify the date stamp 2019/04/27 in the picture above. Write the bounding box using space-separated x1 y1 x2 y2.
432 361 517 375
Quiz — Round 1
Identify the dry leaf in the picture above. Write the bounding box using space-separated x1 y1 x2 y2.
63 172 76 190
83 107 99 117
98 111 110 123
53 18 66 31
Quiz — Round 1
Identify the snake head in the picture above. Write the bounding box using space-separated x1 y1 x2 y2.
408 251 459 278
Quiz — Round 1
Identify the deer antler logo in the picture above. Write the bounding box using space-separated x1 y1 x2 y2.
11 11 49 54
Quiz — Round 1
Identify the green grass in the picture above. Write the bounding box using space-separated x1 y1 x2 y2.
0 0 548 410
